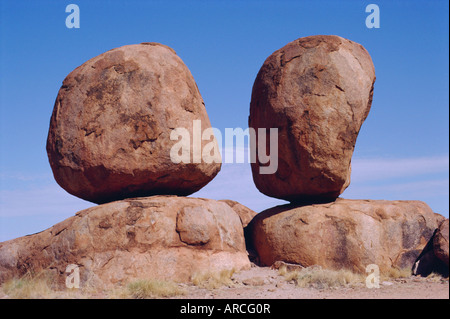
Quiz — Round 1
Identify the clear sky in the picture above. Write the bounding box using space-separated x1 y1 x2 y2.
0 0 448 241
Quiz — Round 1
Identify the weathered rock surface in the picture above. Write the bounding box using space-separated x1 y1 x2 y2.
47 43 221 204
248 199 444 273
249 35 376 202
434 219 449 266
0 196 250 288
412 227 449 278
412 218 449 277
219 199 258 227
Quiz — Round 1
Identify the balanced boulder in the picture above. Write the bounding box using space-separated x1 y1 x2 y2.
249 35 375 202
47 43 221 204
0 196 250 288
249 198 444 273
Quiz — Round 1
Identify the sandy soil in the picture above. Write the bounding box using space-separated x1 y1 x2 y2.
0 263 447 299
178 264 449 300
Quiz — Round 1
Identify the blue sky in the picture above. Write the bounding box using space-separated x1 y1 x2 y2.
0 0 448 241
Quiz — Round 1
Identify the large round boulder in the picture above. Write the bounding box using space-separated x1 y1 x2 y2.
47 43 221 204
249 35 376 202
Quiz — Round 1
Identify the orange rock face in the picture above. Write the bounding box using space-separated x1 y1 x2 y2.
47 43 221 204
249 35 376 202
434 219 449 266
0 196 250 288
249 199 444 272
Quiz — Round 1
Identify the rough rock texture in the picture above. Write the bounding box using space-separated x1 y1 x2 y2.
412 225 449 278
434 219 449 266
220 199 258 227
220 200 259 264
249 35 376 202
0 196 250 288
248 199 445 273
47 43 221 204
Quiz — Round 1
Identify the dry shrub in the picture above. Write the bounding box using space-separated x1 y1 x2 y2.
381 267 411 280
191 269 235 289
1 271 101 299
279 265 365 289
1 271 56 299
1 272 186 299
280 264 419 289
424 272 449 283
127 279 185 299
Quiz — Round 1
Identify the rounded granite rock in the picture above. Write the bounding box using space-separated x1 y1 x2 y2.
249 35 376 202
46 43 221 204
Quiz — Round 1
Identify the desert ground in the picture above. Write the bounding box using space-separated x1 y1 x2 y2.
1 263 448 299
181 265 449 299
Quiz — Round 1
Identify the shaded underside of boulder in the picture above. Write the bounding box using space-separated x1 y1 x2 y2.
413 218 449 277
434 218 449 266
